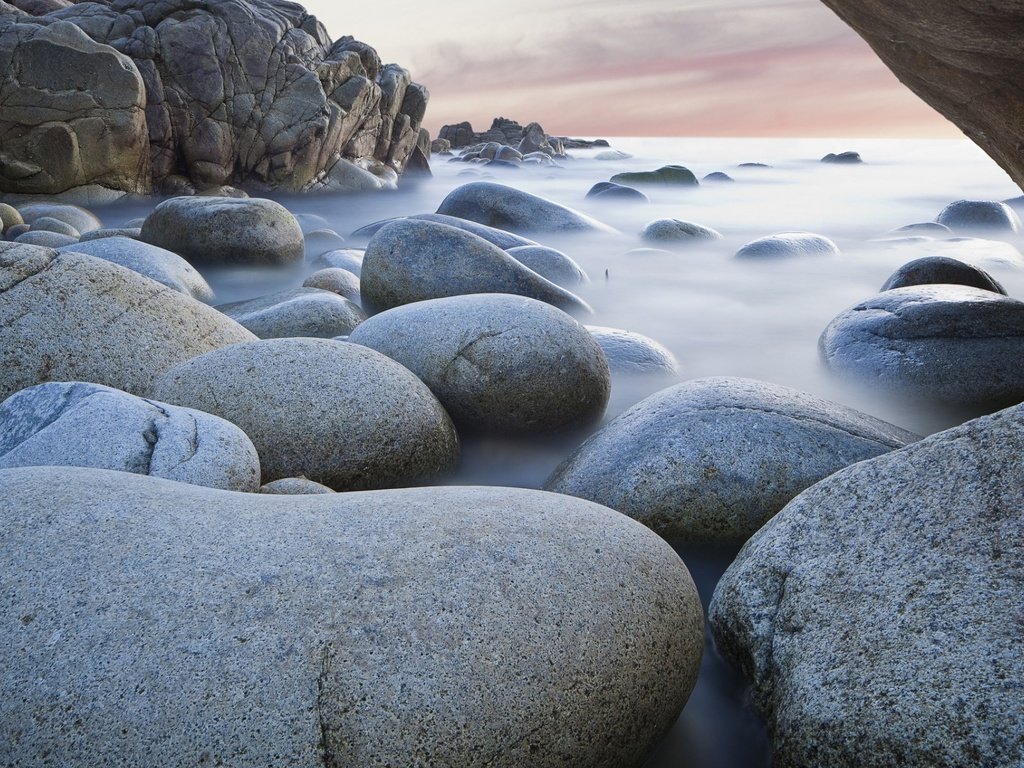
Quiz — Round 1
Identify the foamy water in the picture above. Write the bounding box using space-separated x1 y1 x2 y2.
96 137 1022 767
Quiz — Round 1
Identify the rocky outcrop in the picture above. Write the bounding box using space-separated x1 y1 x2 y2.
818 0 1024 191
0 0 429 197
437 117 608 152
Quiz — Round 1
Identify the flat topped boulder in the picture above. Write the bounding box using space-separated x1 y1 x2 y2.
436 181 617 235
610 165 698 186
0 466 704 768
140 196 304 266
546 377 916 542
360 218 591 315
820 284 1024 406
0 242 255 402
710 402 1024 767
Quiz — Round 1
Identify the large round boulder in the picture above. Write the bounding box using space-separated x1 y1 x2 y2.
0 382 259 491
710 402 1024 767
820 284 1024 406
436 181 617 235
140 196 304 266
0 243 255 402
16 202 102 234
505 245 588 287
349 294 610 434
0 466 703 768
545 377 916 542
216 288 365 339
935 199 1021 235
879 256 1006 294
151 338 459 490
360 219 591 314
60 236 214 301
585 326 679 375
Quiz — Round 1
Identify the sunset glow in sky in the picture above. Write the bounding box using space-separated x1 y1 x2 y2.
303 0 960 139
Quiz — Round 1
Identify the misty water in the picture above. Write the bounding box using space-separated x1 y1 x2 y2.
101 136 1024 767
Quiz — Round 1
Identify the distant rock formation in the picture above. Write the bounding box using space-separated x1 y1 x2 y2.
819 0 1024 191
0 0 429 197
438 117 609 153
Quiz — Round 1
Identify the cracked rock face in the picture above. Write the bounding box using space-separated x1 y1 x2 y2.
819 284 1024 406
545 377 917 542
709 402 1024 767
0 381 260 490
0 0 428 196
818 0 1024 193
151 337 459 490
349 294 611 435
0 242 256 402
0 466 703 767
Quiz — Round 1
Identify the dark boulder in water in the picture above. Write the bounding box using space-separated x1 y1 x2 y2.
880 256 1006 295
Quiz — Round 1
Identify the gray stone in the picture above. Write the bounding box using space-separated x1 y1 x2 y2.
586 181 649 203
349 294 610 435
506 245 588 287
140 196 304 266
436 181 617 235
151 338 459 490
304 229 347 259
585 326 678 375
0 465 703 768
294 213 331 234
310 248 364 277
594 149 633 160
3 224 29 241
60 236 214 301
702 172 735 183
709 402 1024 768
820 284 1024 406
736 232 840 259
29 216 79 238
0 381 259 491
640 219 723 243
880 256 1006 294
0 243 254 401
16 202 101 234
14 230 78 248
351 213 537 249
303 268 361 304
889 222 953 236
820 151 863 164
360 219 591 315
935 199 1022 235
217 288 365 339
259 477 335 494
545 377 916 542
0 203 23 232
610 166 698 186
78 227 144 242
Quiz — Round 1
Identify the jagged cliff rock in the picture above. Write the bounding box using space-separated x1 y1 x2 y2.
819 0 1024 192
0 0 429 196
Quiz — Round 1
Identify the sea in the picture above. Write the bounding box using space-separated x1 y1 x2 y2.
100 136 1024 767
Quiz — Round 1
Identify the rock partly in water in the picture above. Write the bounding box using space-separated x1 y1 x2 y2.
585 326 679 375
60 236 214 301
702 172 735 183
349 294 610 435
310 248 364 277
15 202 101 234
610 166 699 186
640 218 724 244
303 229 347 259
0 243 255 402
546 377 916 542
350 212 537 250
0 465 703 768
934 199 1022 235
29 216 79 238
217 288 365 339
14 230 77 248
151 337 459 490
820 151 863 164
586 181 649 203
360 219 591 315
889 222 953 236
303 268 361 304
505 245 588 287
0 381 259 491
259 476 335 495
141 196 304 266
820 284 1024 406
436 182 617 235
710 401 1024 768
736 232 840 259
880 256 1007 295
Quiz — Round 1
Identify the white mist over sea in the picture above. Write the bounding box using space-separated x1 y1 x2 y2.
99 136 1021 767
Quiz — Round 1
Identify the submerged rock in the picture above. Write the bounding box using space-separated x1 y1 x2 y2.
436 182 617 235
141 196 304 266
820 284 1024 406
349 294 610 435
640 218 723 243
0 382 259 491
585 326 679 375
820 151 863 164
702 172 735 183
586 181 649 202
935 199 1022 235
735 232 840 259
0 243 255 402
880 256 1006 294
0 466 703 768
151 338 459 490
710 402 1024 767
610 165 698 186
217 288 365 339
360 219 590 315
546 377 915 542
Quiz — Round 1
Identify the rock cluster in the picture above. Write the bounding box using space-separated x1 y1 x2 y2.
438 116 608 152
0 0 429 197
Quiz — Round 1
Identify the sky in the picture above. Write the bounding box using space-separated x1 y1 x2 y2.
301 0 960 139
